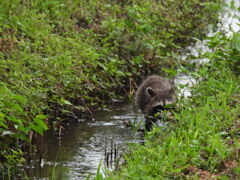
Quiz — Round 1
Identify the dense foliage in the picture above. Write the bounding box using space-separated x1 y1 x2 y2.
108 32 240 179
0 0 222 178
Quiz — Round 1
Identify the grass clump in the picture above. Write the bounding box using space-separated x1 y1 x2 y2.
108 32 240 179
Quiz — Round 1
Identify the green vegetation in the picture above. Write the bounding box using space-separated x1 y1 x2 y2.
0 0 223 178
108 32 240 179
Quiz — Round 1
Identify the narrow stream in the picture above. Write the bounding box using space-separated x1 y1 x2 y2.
24 102 144 180
23 1 239 179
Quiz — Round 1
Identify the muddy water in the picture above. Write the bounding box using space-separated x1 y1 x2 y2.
24 1 240 179
24 102 144 179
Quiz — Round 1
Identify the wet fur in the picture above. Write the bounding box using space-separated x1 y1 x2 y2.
135 75 174 131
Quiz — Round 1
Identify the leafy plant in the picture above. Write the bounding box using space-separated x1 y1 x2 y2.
0 0 223 177
109 30 240 179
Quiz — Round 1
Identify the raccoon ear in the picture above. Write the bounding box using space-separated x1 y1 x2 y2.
146 87 155 97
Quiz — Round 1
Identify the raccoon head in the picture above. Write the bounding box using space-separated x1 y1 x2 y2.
146 86 175 116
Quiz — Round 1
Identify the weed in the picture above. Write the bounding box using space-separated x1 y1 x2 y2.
0 0 223 177
109 31 240 179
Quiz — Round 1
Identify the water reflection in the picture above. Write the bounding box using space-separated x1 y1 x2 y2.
25 102 143 180
221 0 240 35
175 0 240 98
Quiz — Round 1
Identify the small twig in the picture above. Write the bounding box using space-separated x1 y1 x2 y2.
111 138 113 168
79 96 93 118
236 148 239 161
114 144 118 160
104 138 107 161
106 153 110 168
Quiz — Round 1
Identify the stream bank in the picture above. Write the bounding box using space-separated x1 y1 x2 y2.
110 0 240 179
22 1 240 179
0 0 227 179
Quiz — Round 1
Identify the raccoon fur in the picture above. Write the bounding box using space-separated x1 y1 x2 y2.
135 75 175 131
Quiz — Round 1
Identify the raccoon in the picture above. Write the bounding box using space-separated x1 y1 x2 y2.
135 75 175 131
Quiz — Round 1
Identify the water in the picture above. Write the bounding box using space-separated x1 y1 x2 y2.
221 0 240 35
23 102 143 180
174 0 240 98
24 1 240 179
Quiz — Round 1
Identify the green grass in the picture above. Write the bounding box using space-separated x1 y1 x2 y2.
108 33 240 179
0 0 223 177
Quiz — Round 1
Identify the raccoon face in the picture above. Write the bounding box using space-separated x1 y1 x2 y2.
146 86 175 116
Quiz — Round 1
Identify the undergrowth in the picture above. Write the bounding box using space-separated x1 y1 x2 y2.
108 32 240 179
0 0 222 178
